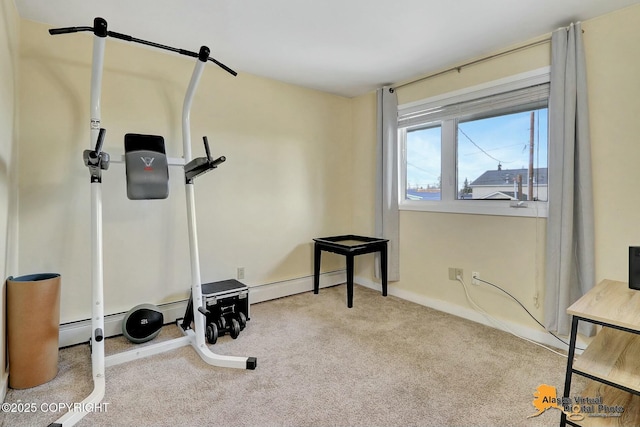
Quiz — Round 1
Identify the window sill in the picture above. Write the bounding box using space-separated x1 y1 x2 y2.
399 200 548 218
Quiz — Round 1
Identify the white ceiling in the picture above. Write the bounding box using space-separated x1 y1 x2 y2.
14 0 640 97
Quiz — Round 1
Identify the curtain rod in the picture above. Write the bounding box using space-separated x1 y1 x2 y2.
393 37 551 91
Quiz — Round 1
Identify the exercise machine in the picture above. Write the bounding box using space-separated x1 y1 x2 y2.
48 18 256 427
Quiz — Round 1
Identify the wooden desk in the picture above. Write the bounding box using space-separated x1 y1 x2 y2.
313 235 388 308
562 279 640 426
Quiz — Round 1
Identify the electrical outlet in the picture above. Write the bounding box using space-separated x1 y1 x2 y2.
237 267 245 280
448 267 463 281
472 271 480 285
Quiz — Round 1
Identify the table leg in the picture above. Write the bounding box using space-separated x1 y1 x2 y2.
381 243 388 297
560 316 579 427
313 243 321 294
346 255 354 308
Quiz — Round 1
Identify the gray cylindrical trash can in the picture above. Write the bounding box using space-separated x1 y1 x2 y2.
7 273 61 389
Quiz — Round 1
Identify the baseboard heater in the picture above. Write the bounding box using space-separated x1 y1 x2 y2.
58 270 346 348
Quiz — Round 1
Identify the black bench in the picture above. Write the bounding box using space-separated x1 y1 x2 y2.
313 235 388 308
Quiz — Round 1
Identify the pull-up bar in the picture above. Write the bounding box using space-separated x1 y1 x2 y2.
49 17 237 76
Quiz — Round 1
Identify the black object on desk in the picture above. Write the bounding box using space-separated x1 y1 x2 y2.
313 235 389 308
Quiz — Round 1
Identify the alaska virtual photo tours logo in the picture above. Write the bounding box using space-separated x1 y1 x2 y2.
528 384 624 422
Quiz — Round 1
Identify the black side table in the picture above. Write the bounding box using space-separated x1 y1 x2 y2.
313 235 389 308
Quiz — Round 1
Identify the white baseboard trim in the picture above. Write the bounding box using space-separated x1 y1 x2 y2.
59 270 346 348
355 274 588 354
249 270 345 304
59 300 187 348
60 270 580 355
0 371 8 403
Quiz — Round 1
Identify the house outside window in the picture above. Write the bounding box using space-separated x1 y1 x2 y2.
469 166 548 201
398 68 550 217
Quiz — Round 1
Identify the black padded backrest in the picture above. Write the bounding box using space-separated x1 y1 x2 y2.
124 133 169 200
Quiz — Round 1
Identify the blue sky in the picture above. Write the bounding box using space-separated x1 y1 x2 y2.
406 108 548 191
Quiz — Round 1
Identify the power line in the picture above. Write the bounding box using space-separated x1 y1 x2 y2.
458 126 507 164
407 161 439 179
461 142 523 156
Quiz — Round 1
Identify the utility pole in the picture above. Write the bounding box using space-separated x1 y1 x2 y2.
528 111 535 201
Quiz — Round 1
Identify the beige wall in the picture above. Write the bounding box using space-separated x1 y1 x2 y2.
351 4 640 332
352 41 552 329
17 19 353 323
0 0 19 398
351 91 377 236
8 3 640 345
584 7 640 283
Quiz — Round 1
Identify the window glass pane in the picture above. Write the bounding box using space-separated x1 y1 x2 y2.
457 107 548 201
406 125 441 201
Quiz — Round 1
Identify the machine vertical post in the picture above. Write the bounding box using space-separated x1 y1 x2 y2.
182 57 206 348
180 47 255 369
50 24 108 427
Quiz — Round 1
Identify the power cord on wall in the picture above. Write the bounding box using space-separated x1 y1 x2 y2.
455 274 583 358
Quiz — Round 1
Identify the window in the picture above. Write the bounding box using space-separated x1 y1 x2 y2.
398 68 550 217
406 125 442 201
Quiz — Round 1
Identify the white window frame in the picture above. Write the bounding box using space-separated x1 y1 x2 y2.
398 67 550 218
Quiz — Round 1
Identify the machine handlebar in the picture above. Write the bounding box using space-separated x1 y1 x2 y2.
203 136 226 167
203 136 212 162
211 156 226 167
48 18 237 76
184 136 225 182
48 26 93 35
83 128 110 178
95 128 106 155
